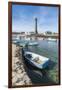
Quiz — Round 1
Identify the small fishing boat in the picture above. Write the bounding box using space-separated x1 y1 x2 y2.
28 42 38 46
18 43 27 47
24 51 50 69
12 39 19 44
47 38 57 42
17 41 28 47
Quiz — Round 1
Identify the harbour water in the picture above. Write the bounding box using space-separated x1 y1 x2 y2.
23 40 59 84
28 40 58 62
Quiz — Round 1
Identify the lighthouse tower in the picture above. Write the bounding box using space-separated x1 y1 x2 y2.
35 18 38 34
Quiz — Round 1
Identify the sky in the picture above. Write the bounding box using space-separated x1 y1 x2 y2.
12 4 59 33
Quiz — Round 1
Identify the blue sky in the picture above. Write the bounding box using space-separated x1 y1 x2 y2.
12 4 59 33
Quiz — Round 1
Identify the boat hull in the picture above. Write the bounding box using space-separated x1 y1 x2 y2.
28 43 38 46
23 53 50 69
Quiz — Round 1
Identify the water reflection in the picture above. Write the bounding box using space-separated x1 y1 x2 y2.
23 40 59 84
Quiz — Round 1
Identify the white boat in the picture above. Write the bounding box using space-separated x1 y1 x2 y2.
18 43 27 47
47 38 57 42
12 39 19 44
24 51 50 69
28 42 38 46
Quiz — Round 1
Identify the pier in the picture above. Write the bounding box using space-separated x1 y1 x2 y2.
12 44 32 86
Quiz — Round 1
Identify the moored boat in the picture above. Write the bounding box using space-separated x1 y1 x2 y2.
23 51 50 69
28 42 38 46
47 38 57 42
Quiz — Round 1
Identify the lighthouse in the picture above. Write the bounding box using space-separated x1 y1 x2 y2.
35 18 38 34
